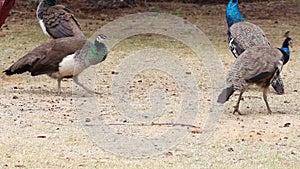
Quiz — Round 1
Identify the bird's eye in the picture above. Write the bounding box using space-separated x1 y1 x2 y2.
97 34 107 42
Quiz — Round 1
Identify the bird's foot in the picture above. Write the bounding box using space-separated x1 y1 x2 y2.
85 89 102 95
233 106 243 115
267 110 272 115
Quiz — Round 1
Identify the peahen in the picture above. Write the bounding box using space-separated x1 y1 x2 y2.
4 35 108 95
217 46 290 115
226 0 286 95
36 0 85 39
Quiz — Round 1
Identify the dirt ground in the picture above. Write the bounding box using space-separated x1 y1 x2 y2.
0 1 299 168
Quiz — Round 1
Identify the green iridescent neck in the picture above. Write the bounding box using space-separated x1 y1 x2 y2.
86 41 108 65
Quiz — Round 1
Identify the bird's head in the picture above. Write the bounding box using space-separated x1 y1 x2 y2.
287 38 293 48
283 31 293 48
279 31 293 65
96 34 107 43
94 34 107 49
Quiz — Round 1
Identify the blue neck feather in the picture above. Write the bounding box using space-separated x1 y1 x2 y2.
281 37 291 56
280 37 292 64
280 47 290 57
226 0 246 28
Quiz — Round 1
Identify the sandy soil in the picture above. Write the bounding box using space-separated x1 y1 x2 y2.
0 1 299 168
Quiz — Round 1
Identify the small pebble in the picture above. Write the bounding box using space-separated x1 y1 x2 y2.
165 152 173 156
227 147 234 152
283 123 291 127
190 129 202 134
15 164 25 168
37 135 46 138
112 71 119 75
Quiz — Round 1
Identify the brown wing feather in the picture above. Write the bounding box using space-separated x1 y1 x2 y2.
227 46 284 90
4 41 54 75
41 5 84 39
4 37 86 76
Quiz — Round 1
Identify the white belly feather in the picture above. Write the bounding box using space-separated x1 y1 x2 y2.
38 19 50 37
59 53 85 76
59 54 78 77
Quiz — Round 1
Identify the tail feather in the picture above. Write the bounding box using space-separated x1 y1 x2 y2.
3 69 13 75
3 64 30 75
217 86 234 104
271 75 284 95
3 53 40 76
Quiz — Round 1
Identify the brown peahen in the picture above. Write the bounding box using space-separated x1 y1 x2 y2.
4 35 108 95
36 0 85 39
217 46 290 115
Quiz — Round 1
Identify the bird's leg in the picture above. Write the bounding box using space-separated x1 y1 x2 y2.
263 88 272 114
57 78 63 96
73 76 101 95
233 91 244 115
